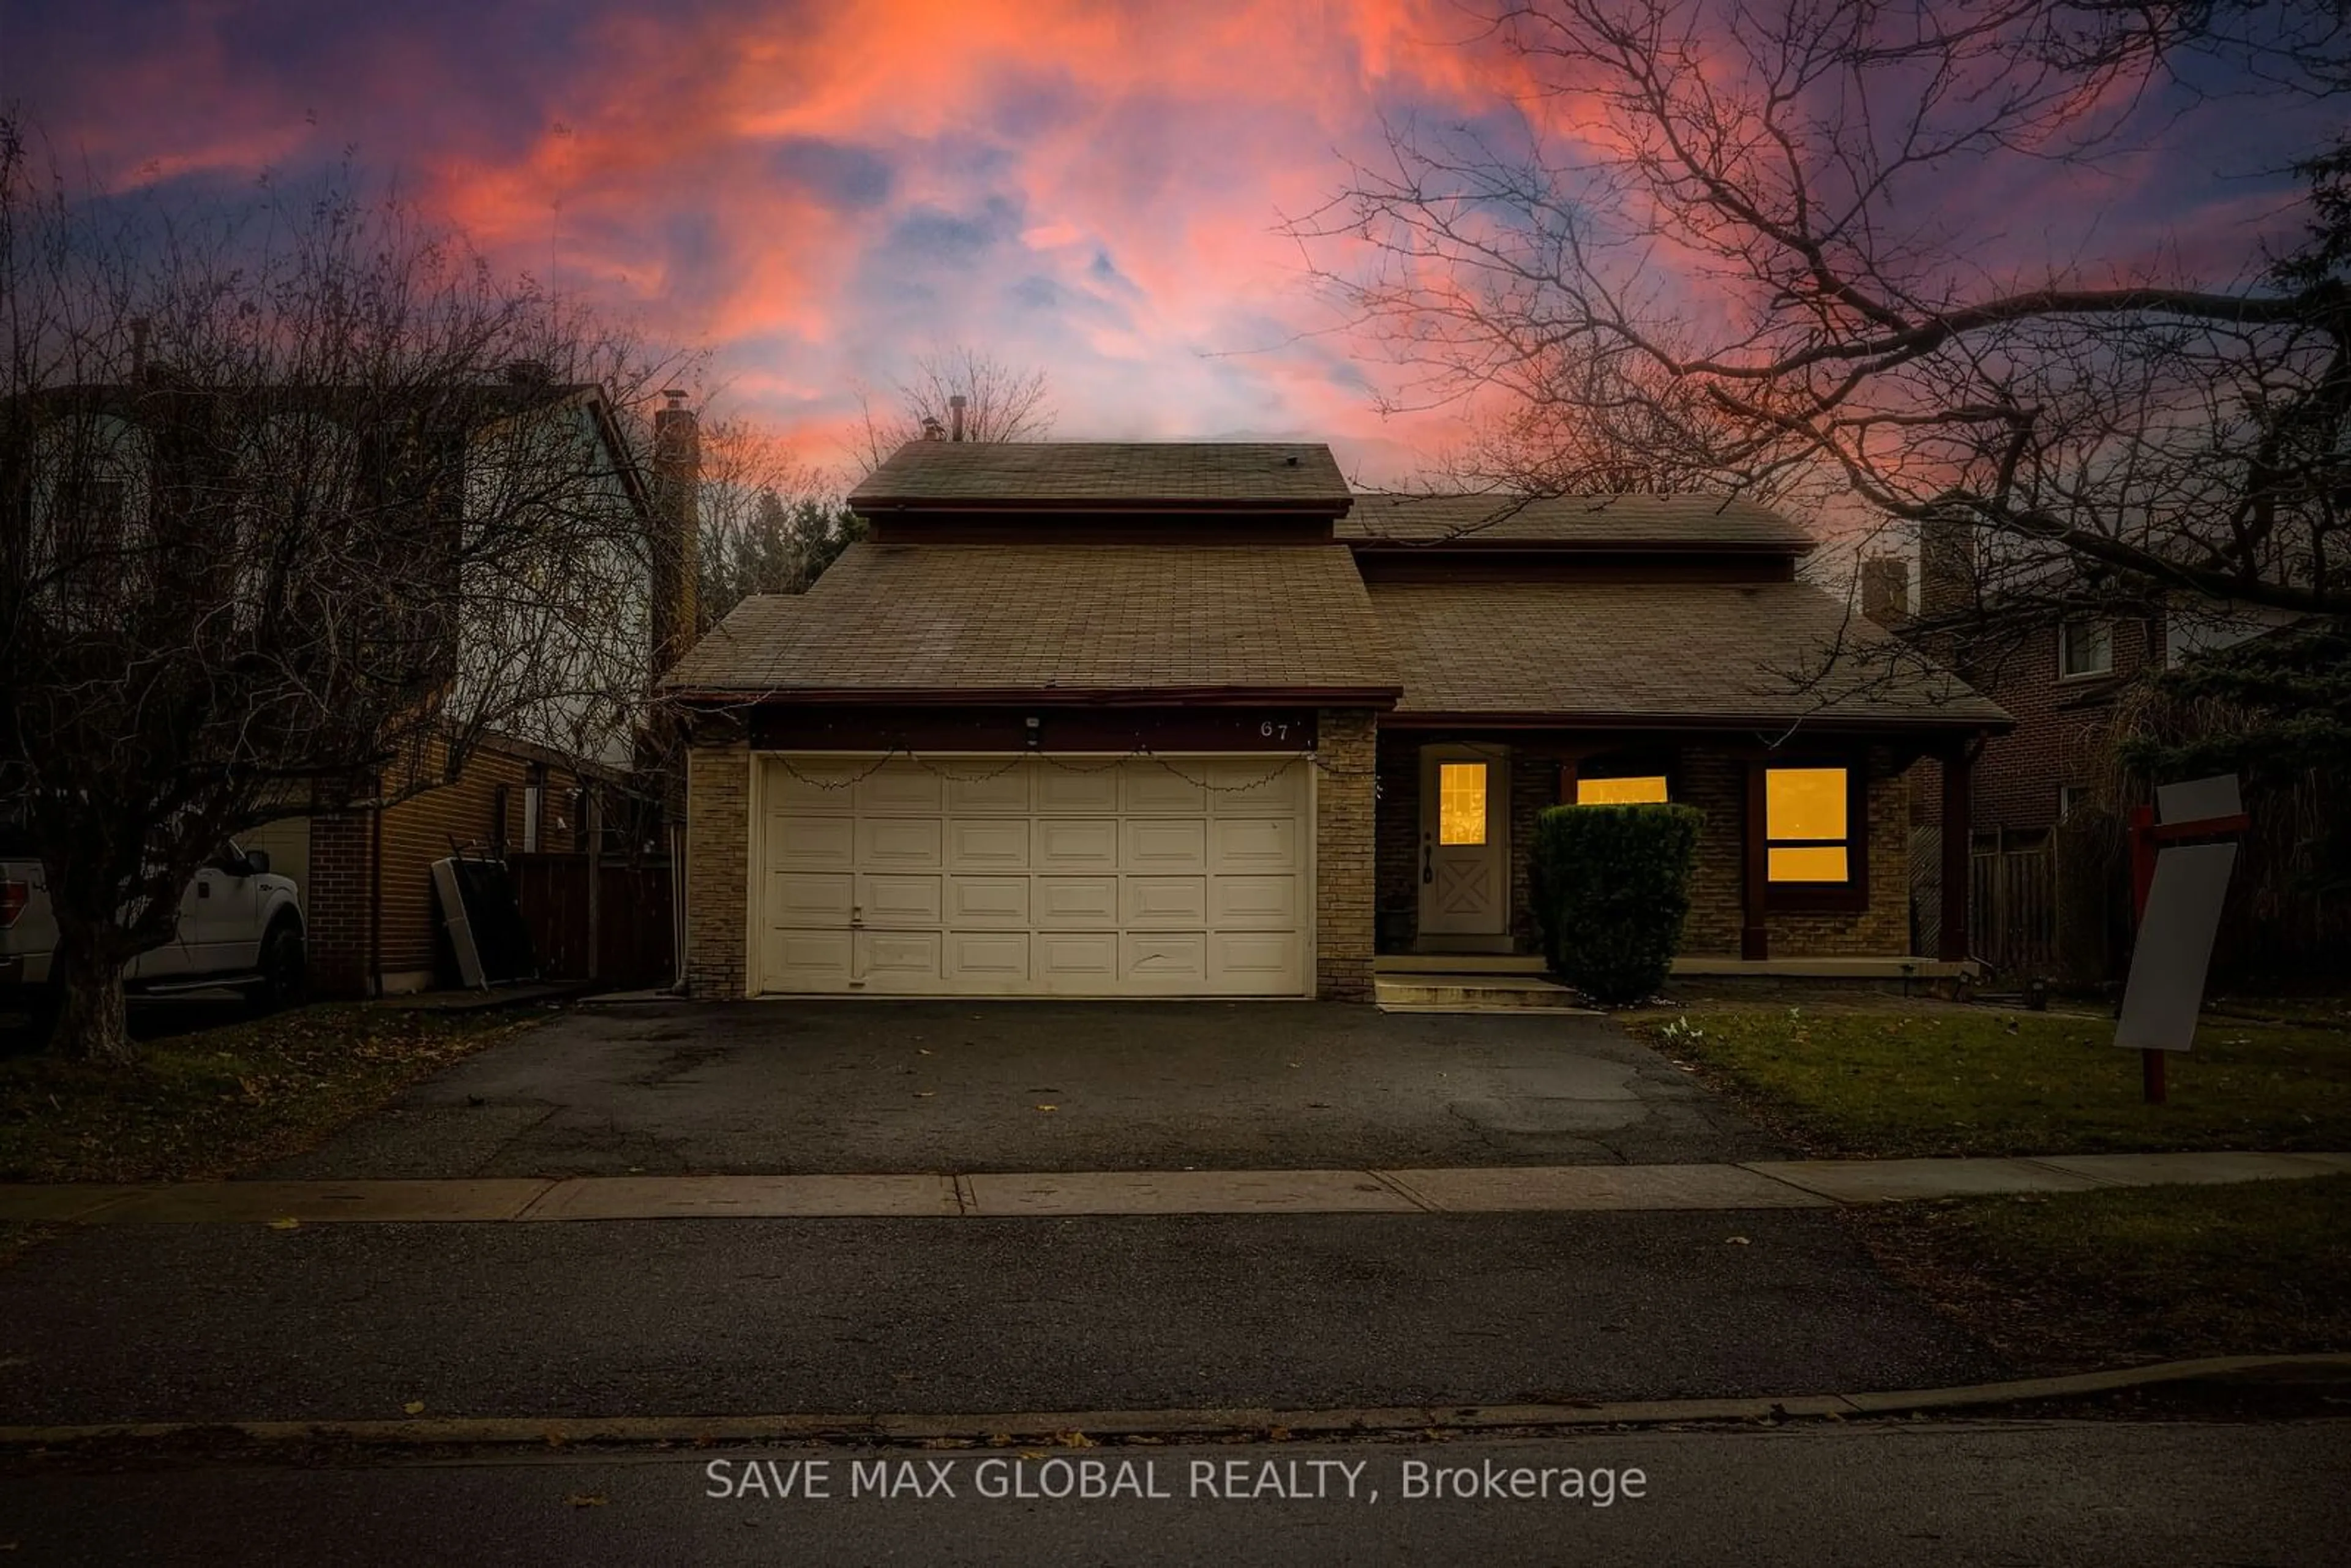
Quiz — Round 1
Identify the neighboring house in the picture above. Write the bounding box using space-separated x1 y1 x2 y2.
661 443 2008 1002
6 373 697 998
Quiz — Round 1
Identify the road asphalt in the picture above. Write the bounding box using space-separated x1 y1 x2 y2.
0 1209 1993 1425
261 1000 1780 1177
6 1422 2345 1566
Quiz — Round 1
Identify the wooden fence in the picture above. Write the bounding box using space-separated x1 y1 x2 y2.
506 852 677 989
1968 831 2057 978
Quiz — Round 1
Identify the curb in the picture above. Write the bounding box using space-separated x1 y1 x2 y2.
6 1354 2346 1452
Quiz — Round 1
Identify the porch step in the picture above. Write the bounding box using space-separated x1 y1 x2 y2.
1374 973 1594 1015
1373 954 1548 975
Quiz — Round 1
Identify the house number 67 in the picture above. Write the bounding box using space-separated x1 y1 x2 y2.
1259 721 1291 740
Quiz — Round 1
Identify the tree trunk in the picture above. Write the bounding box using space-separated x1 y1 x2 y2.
47 943 137 1065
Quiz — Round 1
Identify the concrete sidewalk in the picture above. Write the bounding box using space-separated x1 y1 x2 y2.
7 1150 2343 1224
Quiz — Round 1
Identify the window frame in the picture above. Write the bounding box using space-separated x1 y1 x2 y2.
2058 618 2115 680
1758 758 1869 913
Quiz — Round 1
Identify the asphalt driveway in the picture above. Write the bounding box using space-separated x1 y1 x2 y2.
268 1000 1782 1179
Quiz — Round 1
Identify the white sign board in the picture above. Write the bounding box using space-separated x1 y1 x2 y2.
2116 841 2238 1053
2155 774 2243 825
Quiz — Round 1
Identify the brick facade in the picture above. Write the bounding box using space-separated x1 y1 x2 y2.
1314 708 1380 1000
684 742 750 1000
303 812 374 998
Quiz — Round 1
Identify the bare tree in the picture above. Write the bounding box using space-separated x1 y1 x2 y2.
1294 1 2351 623
693 419 863 623
847 344 1055 475
0 124 687 1063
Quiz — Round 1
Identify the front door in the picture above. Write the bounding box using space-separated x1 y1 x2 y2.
1417 745 1509 941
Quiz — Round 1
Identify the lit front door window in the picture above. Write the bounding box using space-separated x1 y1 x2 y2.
1438 762 1488 846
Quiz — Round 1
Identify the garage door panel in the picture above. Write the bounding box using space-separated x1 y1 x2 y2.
1211 932 1302 990
764 928 852 989
767 872 852 925
1123 876 1207 928
1209 874 1297 928
947 769 1031 814
948 819 1030 870
1121 768 1206 814
769 814 853 869
1036 931 1119 983
948 876 1032 927
857 765 943 814
856 817 942 869
1123 932 1207 983
857 873 942 927
1211 817 1297 871
1123 819 1207 871
946 931 1029 981
1038 770 1119 812
1034 876 1118 928
768 761 863 811
1204 760 1303 811
858 930 942 986
1036 819 1117 870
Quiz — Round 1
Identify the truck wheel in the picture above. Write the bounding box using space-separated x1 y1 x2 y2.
250 920 307 1014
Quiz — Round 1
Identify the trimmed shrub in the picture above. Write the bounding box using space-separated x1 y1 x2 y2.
1528 803 1704 1006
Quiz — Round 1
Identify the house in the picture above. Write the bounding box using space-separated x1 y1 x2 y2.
7 370 696 997
660 443 2009 1001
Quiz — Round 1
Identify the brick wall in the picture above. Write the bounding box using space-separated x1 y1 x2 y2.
684 741 750 999
1508 754 1554 953
1678 745 1913 957
1314 708 1379 1000
1374 737 1420 947
305 812 374 998
1918 616 2158 833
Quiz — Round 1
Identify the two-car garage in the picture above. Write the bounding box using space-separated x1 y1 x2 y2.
753 755 1314 997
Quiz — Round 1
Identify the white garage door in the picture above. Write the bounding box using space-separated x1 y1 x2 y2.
756 755 1311 997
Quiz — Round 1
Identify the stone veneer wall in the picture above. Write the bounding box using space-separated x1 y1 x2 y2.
684 742 750 999
1314 708 1379 1000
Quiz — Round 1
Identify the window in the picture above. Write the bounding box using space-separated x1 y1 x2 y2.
1765 767 1852 883
1576 775 1669 805
2059 619 2113 678
1438 762 1487 846
2058 784 2092 820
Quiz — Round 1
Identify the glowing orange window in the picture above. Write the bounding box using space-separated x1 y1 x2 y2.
1438 763 1488 846
1766 767 1851 882
1577 776 1669 805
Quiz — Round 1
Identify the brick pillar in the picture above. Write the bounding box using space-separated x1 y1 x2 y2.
684 741 751 999
1939 745 1973 962
306 811 374 998
1314 708 1379 1000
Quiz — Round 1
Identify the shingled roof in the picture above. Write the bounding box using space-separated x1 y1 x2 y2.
1342 493 1816 552
1368 579 2008 727
664 542 1400 701
850 441 1353 512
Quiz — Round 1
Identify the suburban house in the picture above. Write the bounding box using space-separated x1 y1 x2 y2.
661 442 2009 1002
8 370 697 998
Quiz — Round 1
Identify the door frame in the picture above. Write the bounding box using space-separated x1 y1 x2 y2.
1415 743 1511 948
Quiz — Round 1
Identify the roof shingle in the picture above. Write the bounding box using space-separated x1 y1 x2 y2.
850 442 1352 509
664 542 1399 699
1369 579 2008 727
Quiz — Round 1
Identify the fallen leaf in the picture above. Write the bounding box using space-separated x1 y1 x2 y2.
918 1048 933 1056
916 1091 935 1098
266 1217 301 1231
1725 1236 1750 1246
1056 1430 1096 1448
1035 1104 1058 1112
403 1400 426 1415
565 1493 609 1509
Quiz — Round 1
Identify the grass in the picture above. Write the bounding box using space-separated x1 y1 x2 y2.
1625 1008 2351 1158
0 1002 547 1184
1852 1173 2351 1373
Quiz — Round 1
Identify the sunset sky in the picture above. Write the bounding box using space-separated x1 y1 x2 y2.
3 0 2329 489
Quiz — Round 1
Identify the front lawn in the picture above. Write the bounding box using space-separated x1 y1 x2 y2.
1852 1174 2351 1372
1625 1008 2351 1158
0 1002 547 1183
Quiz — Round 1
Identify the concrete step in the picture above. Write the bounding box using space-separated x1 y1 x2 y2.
1373 954 1548 975
1373 973 1592 1014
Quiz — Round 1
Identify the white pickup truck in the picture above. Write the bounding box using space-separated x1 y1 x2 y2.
0 833 307 1016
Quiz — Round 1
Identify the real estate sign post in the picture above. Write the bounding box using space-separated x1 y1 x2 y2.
2120 775 2248 1104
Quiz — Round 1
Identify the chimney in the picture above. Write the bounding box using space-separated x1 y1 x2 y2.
1918 506 1975 625
1861 556 1910 629
921 415 945 441
650 388 700 673
948 393 966 443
